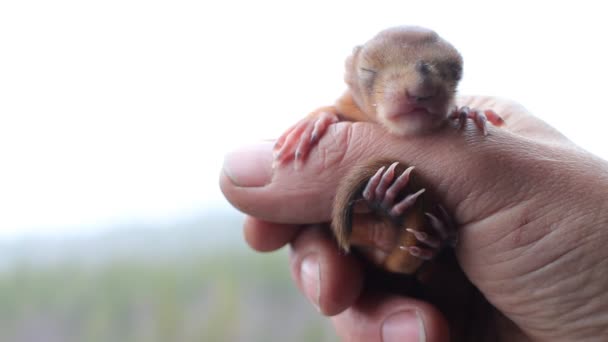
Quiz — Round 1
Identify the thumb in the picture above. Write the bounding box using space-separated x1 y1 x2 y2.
332 294 450 342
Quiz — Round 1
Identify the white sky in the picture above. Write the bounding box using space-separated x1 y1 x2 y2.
1 1 607 237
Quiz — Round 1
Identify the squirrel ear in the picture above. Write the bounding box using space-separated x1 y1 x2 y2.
345 45 362 70
345 45 362 69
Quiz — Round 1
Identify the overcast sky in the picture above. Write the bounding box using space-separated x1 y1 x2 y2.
1 1 607 237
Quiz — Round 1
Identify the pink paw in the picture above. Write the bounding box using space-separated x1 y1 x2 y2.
403 206 457 260
362 162 457 261
449 106 505 135
273 111 339 167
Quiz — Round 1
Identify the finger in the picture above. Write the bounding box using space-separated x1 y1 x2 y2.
289 225 364 316
220 110 565 225
243 216 301 252
332 294 450 342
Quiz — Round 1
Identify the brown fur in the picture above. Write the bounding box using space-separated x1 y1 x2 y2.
340 26 462 135
299 26 462 131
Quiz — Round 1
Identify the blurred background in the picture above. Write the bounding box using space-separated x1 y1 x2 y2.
1 1 607 341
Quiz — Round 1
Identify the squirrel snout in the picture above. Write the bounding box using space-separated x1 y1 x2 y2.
407 91 434 103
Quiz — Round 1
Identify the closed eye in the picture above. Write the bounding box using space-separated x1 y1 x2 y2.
358 67 377 88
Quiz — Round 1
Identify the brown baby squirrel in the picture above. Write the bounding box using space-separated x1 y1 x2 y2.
274 26 504 274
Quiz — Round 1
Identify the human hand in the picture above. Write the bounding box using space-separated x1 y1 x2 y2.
220 96 608 341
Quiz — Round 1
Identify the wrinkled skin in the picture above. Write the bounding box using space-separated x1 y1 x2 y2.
220 96 608 341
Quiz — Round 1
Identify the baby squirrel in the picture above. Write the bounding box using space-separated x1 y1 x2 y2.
274 26 504 274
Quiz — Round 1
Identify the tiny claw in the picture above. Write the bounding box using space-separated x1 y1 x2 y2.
458 106 470 129
406 228 441 248
425 212 449 241
375 162 398 202
310 119 322 143
273 110 339 167
274 123 296 151
406 228 428 241
437 204 450 222
276 124 307 163
363 166 386 201
272 148 287 168
383 165 415 207
387 161 399 173
390 188 426 216
273 149 282 161
310 133 318 143
436 205 458 247
472 110 488 136
311 111 339 144
406 246 435 260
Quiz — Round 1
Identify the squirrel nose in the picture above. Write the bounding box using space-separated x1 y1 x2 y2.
407 92 434 103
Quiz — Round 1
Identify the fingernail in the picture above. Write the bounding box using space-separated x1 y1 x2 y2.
382 310 425 342
300 254 321 312
223 141 274 187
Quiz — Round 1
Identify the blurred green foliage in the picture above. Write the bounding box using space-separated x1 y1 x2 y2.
0 214 338 342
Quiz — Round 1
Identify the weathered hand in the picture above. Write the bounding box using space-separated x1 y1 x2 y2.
220 96 608 341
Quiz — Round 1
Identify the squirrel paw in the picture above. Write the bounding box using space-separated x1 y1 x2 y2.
273 111 339 168
361 162 457 261
449 106 505 135
401 207 457 260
